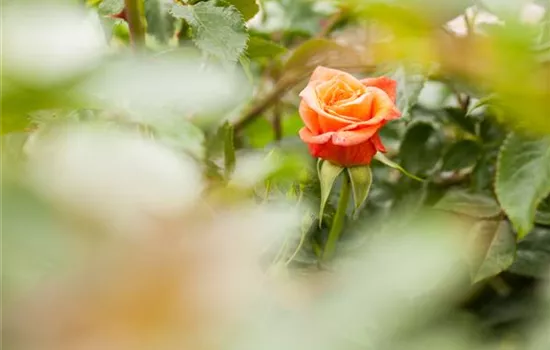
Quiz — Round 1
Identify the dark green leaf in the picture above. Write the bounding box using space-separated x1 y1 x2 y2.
495 132 550 239
508 226 550 278
145 0 175 44
399 122 442 175
445 107 477 134
435 190 501 218
470 219 516 283
170 2 248 62
223 122 236 178
441 140 481 171
225 0 259 20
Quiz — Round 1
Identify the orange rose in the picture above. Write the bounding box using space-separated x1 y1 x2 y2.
298 66 401 166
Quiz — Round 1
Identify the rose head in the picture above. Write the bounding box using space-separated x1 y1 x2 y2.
298 66 401 167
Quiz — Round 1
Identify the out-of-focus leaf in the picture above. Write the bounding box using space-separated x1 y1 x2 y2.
435 190 501 219
98 0 124 15
152 119 205 160
508 226 550 278
373 153 424 181
226 0 259 20
467 94 498 117
399 122 442 175
246 36 286 59
445 107 477 135
495 132 550 239
145 0 175 44
536 197 550 225
281 39 367 82
441 140 481 171
390 65 426 119
170 2 248 62
318 160 344 227
223 122 236 178
347 166 372 217
470 219 516 283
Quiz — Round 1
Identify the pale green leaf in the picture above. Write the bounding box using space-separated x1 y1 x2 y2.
470 220 516 283
390 65 426 119
145 0 175 44
246 36 286 59
435 190 501 219
98 0 124 15
318 160 344 227
226 0 259 20
170 2 248 62
347 166 372 217
495 132 550 239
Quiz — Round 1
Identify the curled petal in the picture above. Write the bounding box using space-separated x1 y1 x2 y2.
361 76 397 103
298 100 321 134
299 127 333 144
371 133 387 153
332 126 380 147
300 84 356 132
329 93 373 122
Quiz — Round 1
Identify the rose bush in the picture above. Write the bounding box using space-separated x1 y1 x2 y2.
298 66 401 167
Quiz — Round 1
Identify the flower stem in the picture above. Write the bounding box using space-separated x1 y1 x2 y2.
323 171 350 261
124 0 145 48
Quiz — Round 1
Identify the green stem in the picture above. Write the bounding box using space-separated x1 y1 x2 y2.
124 0 145 48
323 172 351 261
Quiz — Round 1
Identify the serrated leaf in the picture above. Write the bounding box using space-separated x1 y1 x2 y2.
170 2 248 62
508 226 550 278
435 190 501 218
441 140 481 171
399 122 442 175
318 160 344 227
246 36 286 59
347 166 372 217
495 132 550 239
226 0 259 20
390 65 425 119
470 220 516 283
373 153 424 181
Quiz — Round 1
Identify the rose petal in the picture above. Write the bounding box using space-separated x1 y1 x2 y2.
332 125 380 146
298 100 321 134
298 127 333 144
329 92 374 122
350 87 401 126
307 139 377 166
371 133 387 153
361 76 397 103
300 84 356 132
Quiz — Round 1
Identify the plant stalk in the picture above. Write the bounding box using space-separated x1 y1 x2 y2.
323 172 350 261
124 0 145 48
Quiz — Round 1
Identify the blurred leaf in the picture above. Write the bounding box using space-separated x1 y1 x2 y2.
347 166 372 217
390 65 426 119
467 94 498 117
98 0 124 15
246 35 287 59
281 39 366 82
170 2 248 62
470 219 516 283
399 122 442 175
145 0 175 44
445 107 477 135
508 226 550 278
223 122 236 178
226 0 259 20
435 190 501 219
318 160 344 227
536 197 550 225
373 153 424 181
495 132 550 239
441 140 481 171
152 119 205 160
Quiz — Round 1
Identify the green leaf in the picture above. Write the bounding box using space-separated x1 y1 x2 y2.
145 0 175 44
152 119 205 160
435 190 501 219
445 107 477 134
98 0 124 15
390 65 426 119
441 140 481 171
246 36 287 59
318 160 344 227
281 39 365 82
495 132 550 239
170 2 248 62
508 226 550 278
347 166 372 217
223 122 236 179
469 219 516 283
225 0 259 20
399 122 442 175
373 153 424 181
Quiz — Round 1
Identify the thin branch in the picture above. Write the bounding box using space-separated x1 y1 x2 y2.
124 0 145 48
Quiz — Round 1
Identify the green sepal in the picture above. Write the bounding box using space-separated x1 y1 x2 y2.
318 159 344 228
347 166 373 218
374 153 424 182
